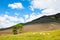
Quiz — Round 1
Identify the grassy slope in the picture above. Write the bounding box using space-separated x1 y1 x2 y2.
0 30 60 40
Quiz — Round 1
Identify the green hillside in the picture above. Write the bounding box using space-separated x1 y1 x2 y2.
0 30 60 40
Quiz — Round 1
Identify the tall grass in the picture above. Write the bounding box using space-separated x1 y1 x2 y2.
0 30 60 40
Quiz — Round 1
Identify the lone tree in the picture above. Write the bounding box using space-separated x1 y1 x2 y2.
12 25 17 34
12 23 23 34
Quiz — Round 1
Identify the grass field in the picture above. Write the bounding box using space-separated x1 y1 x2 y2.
0 30 60 40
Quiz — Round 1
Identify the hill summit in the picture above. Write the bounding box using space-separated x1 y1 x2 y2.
24 13 60 25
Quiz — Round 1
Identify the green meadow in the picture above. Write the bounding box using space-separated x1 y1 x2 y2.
0 30 60 40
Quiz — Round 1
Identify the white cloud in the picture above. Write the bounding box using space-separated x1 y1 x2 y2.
8 3 24 9
30 0 53 10
24 14 29 19
42 9 58 16
25 13 44 22
18 17 25 23
0 15 15 28
0 14 25 29
30 0 60 15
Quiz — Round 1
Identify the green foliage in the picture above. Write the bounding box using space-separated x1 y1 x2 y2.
12 26 18 34
19 24 23 31
12 24 23 34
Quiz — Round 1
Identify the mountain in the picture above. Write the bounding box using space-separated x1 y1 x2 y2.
22 13 60 32
24 13 60 25
0 13 60 34
0 13 60 30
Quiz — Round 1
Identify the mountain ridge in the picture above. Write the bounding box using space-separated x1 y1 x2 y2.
0 13 60 30
24 13 60 25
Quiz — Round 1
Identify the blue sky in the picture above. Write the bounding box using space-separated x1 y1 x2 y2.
0 0 60 28
0 0 32 16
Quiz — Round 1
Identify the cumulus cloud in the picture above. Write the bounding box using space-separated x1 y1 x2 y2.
25 13 43 22
42 9 58 16
0 14 25 29
8 3 24 9
30 0 60 15
31 0 53 9
24 14 29 19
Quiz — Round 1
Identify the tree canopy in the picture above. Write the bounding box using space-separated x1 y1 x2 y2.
12 23 23 34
